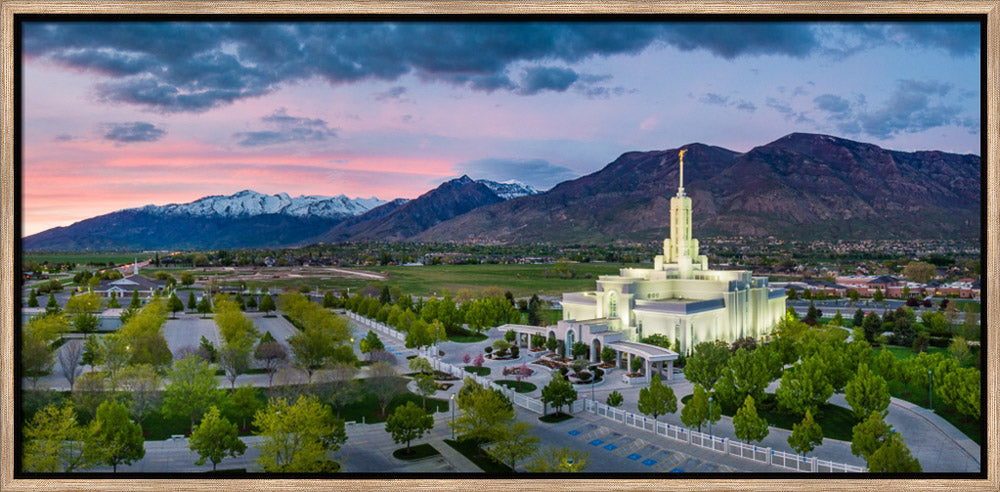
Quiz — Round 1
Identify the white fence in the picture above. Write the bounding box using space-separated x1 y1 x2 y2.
349 311 867 473
585 399 866 473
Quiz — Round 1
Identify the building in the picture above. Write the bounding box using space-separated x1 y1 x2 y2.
508 149 786 382
93 262 166 298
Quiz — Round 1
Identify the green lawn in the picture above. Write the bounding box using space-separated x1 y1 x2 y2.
392 443 441 460
448 330 488 343
887 379 981 445
493 380 537 393
357 263 641 298
464 366 491 376
681 393 857 441
24 252 154 267
443 439 511 473
883 344 947 361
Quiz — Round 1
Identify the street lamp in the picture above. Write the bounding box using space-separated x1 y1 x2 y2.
927 369 933 410
708 396 714 439
450 394 456 439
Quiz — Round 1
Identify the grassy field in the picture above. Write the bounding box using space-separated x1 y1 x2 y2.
24 252 153 267
443 439 511 473
357 262 640 298
681 393 857 441
883 344 948 361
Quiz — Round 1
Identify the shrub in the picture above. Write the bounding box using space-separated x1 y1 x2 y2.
606 390 624 407
484 346 493 355
558 367 569 377
510 346 519 358
462 353 471 364
577 371 592 382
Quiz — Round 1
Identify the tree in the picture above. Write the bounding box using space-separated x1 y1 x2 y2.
873 288 884 304
129 289 142 309
545 335 558 353
288 330 336 384
504 329 517 343
787 410 823 457
605 390 624 408
852 308 865 328
65 292 101 314
844 363 890 420
776 355 834 418
167 293 184 317
415 374 438 409
525 446 589 472
254 395 346 472
540 372 577 416
405 319 435 350
850 411 891 461
714 347 770 410
72 312 100 339
107 292 121 309
197 295 212 317
862 311 882 343
218 344 252 389
116 364 162 424
385 401 434 454
683 341 730 390
22 327 55 390
188 405 246 471
368 362 405 417
359 330 384 360
732 395 769 445
23 403 94 472
246 295 258 310
199 335 218 363
81 335 102 371
46 292 60 314
487 421 540 471
452 378 517 443
255 294 274 315
867 433 922 472
317 362 361 417
128 332 173 370
637 373 677 422
88 399 145 473
322 291 337 308
680 384 719 433
58 339 84 391
162 355 220 432
901 261 936 284
939 366 980 420
181 272 195 286
28 288 39 307
254 341 288 386
570 341 587 359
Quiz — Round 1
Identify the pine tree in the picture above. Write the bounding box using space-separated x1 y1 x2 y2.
28 288 39 307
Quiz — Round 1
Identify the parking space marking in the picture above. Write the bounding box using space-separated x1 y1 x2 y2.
588 439 604 446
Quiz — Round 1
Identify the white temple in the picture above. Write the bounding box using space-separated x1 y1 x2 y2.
557 149 787 356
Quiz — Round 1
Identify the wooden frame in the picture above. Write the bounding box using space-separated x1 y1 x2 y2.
1 1 996 490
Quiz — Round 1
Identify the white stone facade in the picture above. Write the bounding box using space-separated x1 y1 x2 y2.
561 149 786 355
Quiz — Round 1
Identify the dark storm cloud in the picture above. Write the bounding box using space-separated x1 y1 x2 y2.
519 66 579 94
454 158 577 190
101 121 165 143
813 80 975 139
813 94 851 114
233 108 337 147
23 21 979 112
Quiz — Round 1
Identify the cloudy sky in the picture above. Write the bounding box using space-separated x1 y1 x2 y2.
21 20 981 236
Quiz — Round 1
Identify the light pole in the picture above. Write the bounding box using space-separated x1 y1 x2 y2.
927 369 933 410
708 396 714 439
450 394 456 439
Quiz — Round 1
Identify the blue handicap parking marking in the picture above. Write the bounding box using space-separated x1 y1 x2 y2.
588 439 604 446
627 453 642 461
670 468 685 473
567 430 581 436
602 444 617 451
641 459 657 466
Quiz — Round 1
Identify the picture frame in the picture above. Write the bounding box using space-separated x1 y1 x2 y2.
1 1 996 490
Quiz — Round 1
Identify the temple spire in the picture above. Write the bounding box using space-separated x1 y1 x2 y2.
677 148 687 196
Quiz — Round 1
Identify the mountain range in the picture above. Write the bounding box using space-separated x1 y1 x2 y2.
22 133 980 250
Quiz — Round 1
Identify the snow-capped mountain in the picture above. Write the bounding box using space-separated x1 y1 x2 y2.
475 180 542 200
131 190 386 219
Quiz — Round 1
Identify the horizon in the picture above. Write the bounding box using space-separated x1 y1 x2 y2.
22 20 981 236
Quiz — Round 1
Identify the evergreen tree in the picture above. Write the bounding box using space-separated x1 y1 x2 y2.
787 410 823 456
107 292 120 308
46 292 60 314
187 291 197 310
636 373 677 422
259 294 276 315
732 395 769 445
129 289 142 309
28 288 39 307
167 293 184 317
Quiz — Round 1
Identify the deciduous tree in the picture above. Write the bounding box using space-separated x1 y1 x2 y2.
117 363 161 424
683 341 730 390
540 372 577 416
385 401 433 454
23 403 94 472
162 355 220 432
88 399 145 473
788 410 823 456
253 395 346 472
189 405 246 471
487 421 539 472
844 363 890 420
